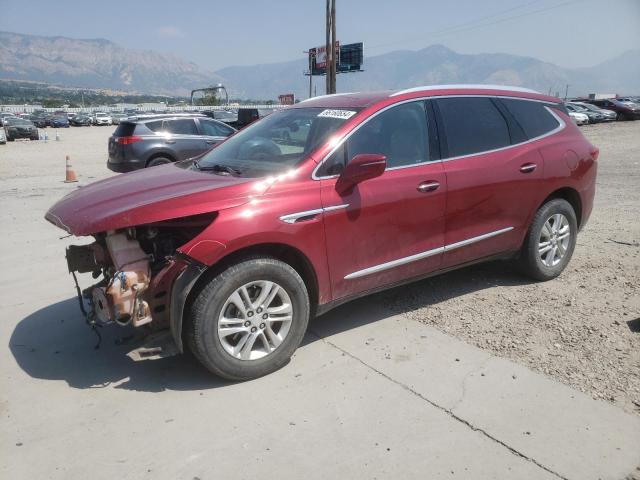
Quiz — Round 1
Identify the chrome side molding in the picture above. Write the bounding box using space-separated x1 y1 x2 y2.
344 226 514 279
279 204 349 224
344 246 444 280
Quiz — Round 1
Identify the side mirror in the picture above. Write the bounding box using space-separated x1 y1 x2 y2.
336 153 386 194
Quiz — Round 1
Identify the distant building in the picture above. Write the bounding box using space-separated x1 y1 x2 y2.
278 94 295 105
588 93 617 100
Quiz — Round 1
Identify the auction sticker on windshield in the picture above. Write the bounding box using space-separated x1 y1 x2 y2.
317 109 357 119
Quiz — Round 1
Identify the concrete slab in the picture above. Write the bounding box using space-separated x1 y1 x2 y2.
311 298 640 480
3 299 557 480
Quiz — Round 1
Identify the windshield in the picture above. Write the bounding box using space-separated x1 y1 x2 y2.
192 107 360 177
6 118 32 126
568 104 587 112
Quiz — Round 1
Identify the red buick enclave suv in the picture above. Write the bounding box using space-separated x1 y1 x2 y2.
46 85 598 380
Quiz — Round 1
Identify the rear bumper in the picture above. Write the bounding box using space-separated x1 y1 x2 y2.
107 157 145 172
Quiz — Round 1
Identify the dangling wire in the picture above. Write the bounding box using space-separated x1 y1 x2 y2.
71 271 102 349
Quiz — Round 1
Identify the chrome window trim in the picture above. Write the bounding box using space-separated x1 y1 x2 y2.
279 204 349 224
344 226 514 280
311 95 564 180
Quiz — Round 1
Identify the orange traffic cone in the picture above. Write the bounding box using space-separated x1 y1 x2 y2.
64 155 78 183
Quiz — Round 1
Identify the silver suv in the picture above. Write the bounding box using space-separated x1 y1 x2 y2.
107 115 236 172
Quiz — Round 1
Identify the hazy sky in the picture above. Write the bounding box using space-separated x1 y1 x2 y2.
1 0 638 71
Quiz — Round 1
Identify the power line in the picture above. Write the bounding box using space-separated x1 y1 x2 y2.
369 0 585 51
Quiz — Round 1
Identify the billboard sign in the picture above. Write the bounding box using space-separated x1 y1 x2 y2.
309 42 363 76
278 94 295 105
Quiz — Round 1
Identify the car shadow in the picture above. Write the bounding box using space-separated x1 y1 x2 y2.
10 260 530 392
9 298 231 392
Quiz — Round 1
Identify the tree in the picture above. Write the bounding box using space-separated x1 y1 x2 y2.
196 92 219 106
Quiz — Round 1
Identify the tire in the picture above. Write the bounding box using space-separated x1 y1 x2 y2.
520 199 577 281
185 257 310 380
147 156 172 167
7 136 14 142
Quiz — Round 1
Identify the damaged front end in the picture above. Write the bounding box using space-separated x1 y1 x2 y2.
64 214 214 354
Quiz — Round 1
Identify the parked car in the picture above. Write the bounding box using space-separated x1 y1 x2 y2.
4 117 39 141
28 114 48 128
70 114 92 126
568 111 589 125
565 103 604 123
0 128 6 144
93 112 112 125
46 85 598 380
50 115 70 128
111 113 127 125
615 97 639 106
585 98 640 120
236 107 276 129
570 102 616 122
107 115 236 172
201 109 239 127
0 113 18 126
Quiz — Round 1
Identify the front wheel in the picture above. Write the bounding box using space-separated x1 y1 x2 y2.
519 199 577 281
185 257 310 380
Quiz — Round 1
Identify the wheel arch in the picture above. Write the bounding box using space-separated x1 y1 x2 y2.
145 150 177 167
174 242 319 352
539 187 583 228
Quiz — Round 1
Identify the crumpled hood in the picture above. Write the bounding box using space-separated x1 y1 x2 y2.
45 163 267 236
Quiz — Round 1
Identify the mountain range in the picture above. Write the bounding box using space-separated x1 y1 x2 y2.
1 31 638 100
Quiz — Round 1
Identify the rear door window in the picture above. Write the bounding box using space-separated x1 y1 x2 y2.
499 98 560 140
165 119 198 135
435 97 510 158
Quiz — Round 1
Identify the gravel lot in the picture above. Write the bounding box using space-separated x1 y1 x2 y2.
1 120 638 417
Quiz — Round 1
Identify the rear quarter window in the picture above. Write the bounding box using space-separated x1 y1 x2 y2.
499 99 560 140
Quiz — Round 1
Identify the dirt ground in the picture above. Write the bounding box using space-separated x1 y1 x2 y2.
1 120 638 417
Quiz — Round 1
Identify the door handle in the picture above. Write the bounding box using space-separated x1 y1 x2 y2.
165 140 176 144
520 163 537 173
205 140 217 145
417 181 440 193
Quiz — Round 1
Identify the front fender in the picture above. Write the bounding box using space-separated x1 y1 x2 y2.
169 256 207 353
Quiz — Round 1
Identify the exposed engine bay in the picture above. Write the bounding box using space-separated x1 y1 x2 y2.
65 214 214 346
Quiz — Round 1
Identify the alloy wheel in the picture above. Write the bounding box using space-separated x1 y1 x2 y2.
538 213 571 267
217 280 293 361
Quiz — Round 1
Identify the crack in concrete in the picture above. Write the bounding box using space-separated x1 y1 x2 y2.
449 355 493 413
309 329 569 480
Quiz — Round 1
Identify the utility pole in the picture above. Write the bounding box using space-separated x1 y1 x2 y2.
564 84 570 101
330 0 336 94
325 0 337 94
304 50 314 98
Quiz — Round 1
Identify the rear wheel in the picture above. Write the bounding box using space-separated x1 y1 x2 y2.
520 199 577 281
147 156 172 167
185 257 310 380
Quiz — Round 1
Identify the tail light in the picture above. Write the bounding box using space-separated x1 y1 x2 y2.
115 136 142 145
590 146 600 161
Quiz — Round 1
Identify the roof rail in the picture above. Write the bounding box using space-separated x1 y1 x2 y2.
390 84 541 97
298 92 356 103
